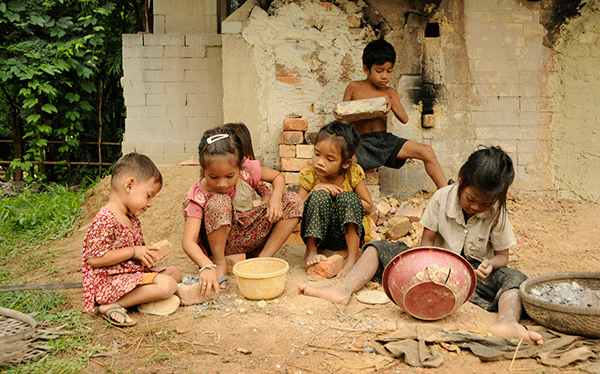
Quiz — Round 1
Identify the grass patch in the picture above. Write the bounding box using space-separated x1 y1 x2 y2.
0 183 86 278
1 291 90 373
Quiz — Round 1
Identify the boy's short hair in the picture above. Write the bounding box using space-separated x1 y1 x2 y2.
111 153 163 186
362 39 396 70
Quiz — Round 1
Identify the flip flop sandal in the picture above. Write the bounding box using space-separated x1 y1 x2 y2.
100 306 137 327
138 295 181 316
218 276 229 291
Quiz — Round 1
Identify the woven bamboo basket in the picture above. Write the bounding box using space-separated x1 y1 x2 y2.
519 272 600 338
0 307 38 366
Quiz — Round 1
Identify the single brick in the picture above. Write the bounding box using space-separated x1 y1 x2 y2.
282 172 300 185
281 131 304 145
283 118 309 131
347 15 361 28
375 201 391 216
296 144 314 159
394 202 424 223
307 254 344 278
281 158 310 171
176 283 211 306
279 144 296 158
385 217 413 240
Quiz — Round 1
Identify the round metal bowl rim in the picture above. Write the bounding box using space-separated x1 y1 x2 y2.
519 271 600 316
232 257 289 279
382 246 477 307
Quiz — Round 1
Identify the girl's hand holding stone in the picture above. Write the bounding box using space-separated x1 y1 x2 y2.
267 197 284 222
474 259 493 280
133 245 159 268
199 266 219 297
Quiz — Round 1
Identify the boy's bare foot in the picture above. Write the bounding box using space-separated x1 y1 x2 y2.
298 283 352 305
306 253 327 268
488 319 544 345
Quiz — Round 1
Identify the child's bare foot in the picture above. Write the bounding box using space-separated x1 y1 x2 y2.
336 263 352 278
306 253 327 268
298 283 352 305
488 319 544 345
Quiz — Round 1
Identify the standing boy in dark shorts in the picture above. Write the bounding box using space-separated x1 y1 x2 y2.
338 39 447 189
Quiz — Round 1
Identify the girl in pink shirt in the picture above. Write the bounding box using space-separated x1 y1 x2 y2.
182 126 302 295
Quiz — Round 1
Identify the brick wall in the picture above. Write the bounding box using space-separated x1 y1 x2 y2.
121 34 223 165
222 0 562 198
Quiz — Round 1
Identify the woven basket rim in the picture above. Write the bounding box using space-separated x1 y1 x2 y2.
0 306 37 346
519 271 600 316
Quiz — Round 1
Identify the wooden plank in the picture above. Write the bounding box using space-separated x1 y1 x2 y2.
0 282 82 293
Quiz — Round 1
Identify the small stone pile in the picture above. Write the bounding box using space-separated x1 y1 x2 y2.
369 195 428 247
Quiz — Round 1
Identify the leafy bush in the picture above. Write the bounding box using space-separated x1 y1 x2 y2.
0 183 85 262
0 0 145 184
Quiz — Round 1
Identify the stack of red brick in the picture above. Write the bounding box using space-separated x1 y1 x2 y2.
278 116 380 198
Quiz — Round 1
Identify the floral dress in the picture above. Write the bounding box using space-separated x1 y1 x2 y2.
184 159 303 256
82 208 147 313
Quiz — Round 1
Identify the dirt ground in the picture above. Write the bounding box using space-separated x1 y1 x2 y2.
24 164 600 373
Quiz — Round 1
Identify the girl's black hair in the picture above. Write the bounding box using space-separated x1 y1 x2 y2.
222 122 255 160
315 120 360 161
198 127 244 169
458 146 515 210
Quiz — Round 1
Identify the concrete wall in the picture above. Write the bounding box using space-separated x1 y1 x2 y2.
221 0 594 199
153 0 218 34
550 0 600 201
121 34 223 165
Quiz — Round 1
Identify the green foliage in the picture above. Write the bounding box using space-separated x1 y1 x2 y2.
0 0 143 184
0 183 85 263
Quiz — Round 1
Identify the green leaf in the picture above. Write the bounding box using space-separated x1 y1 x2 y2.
65 111 81 121
0 3 6 13
23 97 39 109
65 93 80 103
25 113 41 124
38 125 52 134
6 11 19 22
36 138 48 147
41 103 58 114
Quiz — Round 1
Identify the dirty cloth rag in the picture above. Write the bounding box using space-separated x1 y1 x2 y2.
371 324 600 373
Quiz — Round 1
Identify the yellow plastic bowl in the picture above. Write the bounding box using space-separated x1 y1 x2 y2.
233 258 289 300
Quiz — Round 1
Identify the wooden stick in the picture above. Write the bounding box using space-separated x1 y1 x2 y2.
0 282 82 292
508 338 532 371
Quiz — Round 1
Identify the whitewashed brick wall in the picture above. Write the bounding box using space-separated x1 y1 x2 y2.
121 34 223 165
